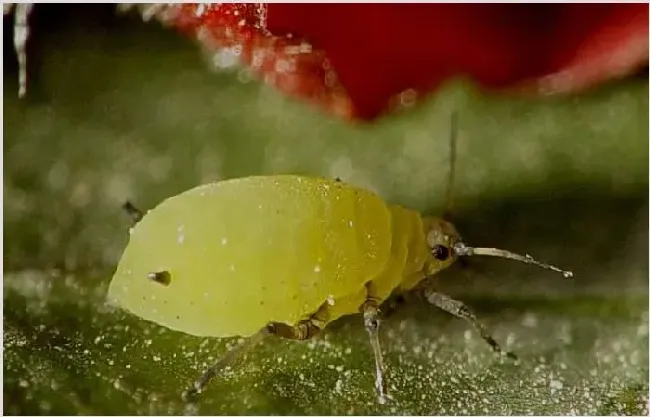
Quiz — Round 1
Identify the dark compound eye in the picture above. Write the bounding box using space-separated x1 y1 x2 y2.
432 244 449 261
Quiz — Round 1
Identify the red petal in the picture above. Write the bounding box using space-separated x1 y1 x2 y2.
151 4 648 120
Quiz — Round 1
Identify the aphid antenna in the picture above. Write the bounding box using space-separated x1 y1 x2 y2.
443 110 458 219
452 241 573 279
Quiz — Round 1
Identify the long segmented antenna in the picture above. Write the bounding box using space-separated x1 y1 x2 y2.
443 111 458 218
453 242 573 279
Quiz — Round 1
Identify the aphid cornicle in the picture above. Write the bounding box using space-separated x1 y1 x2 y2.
107 114 572 403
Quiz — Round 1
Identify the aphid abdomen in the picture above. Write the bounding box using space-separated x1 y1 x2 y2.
318 204 425 326
398 211 429 291
316 286 368 324
108 175 393 338
364 206 413 303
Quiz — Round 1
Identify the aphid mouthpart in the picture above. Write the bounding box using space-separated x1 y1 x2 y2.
452 241 573 278
147 270 172 286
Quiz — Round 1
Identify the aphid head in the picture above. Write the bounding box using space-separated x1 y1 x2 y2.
424 111 573 280
423 216 573 279
423 217 462 273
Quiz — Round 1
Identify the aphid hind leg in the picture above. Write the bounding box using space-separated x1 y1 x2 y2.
185 312 325 401
423 287 517 360
182 329 267 402
362 298 390 404
265 319 322 340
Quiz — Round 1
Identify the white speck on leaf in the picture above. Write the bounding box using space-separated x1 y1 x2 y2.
549 379 563 391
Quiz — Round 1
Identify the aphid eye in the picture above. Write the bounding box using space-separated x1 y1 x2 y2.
432 244 450 261
148 270 171 286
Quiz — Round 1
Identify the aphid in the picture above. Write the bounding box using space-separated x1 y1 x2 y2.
107 113 572 403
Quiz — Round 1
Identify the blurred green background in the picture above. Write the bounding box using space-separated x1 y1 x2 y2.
3 5 648 415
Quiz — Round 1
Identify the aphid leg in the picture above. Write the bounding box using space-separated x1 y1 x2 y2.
423 287 517 360
122 200 144 225
182 329 267 402
362 298 390 404
266 302 328 341
265 319 322 340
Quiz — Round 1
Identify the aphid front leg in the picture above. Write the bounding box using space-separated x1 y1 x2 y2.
362 298 390 404
423 286 517 360
182 329 267 402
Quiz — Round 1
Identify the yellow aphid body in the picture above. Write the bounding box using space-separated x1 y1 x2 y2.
108 116 572 402
108 175 455 338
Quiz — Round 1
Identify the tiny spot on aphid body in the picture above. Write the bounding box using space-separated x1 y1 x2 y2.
221 237 228 245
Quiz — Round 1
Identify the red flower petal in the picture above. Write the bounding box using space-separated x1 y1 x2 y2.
146 4 648 120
